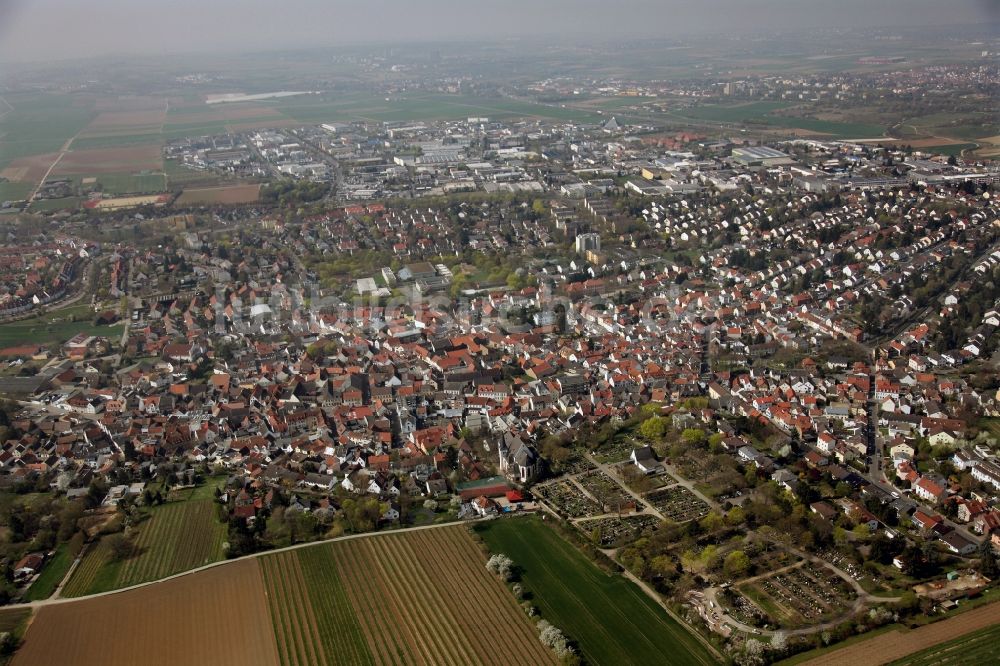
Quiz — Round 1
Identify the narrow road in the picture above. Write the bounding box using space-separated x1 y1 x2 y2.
51 544 89 600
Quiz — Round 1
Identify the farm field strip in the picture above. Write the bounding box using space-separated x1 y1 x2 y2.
359 537 441 664
328 541 404 666
425 527 555 665
408 529 516 664
888 622 1000 665
377 533 477 665
343 538 420 665
475 518 717 666
802 600 1000 666
296 545 375 666
116 499 225 588
12 559 279 666
260 552 326 666
59 539 110 598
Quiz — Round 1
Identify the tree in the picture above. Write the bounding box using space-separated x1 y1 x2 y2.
639 416 667 441
486 553 515 581
978 539 998 578
681 428 707 447
723 550 751 578
106 533 137 562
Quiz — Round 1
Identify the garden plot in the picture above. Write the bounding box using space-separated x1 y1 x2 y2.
576 470 637 513
535 480 602 518
738 562 855 628
577 515 660 547
644 487 710 523
560 454 596 475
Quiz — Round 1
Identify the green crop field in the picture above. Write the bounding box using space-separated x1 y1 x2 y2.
889 623 1000 665
274 93 601 125
0 93 96 168
59 539 114 598
22 544 73 601
93 173 168 195
71 134 164 150
62 492 226 597
474 516 717 666
678 101 793 123
114 498 226 588
295 545 375 665
26 197 84 213
763 115 886 138
260 548 374 666
0 182 32 202
0 303 122 350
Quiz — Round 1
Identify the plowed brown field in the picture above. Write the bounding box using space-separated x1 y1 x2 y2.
803 600 1000 666
12 559 279 666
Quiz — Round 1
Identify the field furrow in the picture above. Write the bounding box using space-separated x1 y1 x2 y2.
297 545 375 666
329 541 403 666
379 533 476 666
355 538 433 666
407 530 515 665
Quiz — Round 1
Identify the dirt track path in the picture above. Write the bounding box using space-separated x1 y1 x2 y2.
27 132 80 202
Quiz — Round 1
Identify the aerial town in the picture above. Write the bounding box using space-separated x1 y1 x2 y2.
0 9 997 666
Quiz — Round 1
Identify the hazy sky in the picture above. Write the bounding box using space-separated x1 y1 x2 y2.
0 0 997 63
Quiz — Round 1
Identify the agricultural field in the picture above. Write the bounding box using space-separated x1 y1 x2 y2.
61 494 226 596
676 101 794 123
0 608 32 665
889 622 1000 665
0 93 97 169
800 600 1000 666
475 516 718 666
0 303 122 349
261 525 554 666
273 93 601 125
15 524 555 666
12 559 279 666
0 181 32 203
176 184 262 206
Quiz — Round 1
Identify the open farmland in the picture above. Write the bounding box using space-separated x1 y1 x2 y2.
261 524 554 666
889 622 1000 665
801 600 1000 666
176 184 262 205
0 93 97 169
12 559 280 666
14 524 555 666
0 303 123 349
474 516 718 666
51 144 162 176
61 496 226 596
